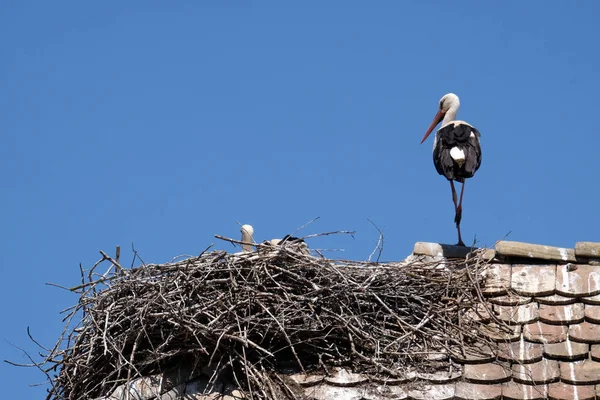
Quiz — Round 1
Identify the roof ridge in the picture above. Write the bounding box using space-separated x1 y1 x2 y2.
413 240 600 264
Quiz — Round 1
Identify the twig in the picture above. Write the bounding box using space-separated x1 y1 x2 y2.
367 219 384 263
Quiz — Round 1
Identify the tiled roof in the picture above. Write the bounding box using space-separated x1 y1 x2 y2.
398 240 600 400
93 240 600 400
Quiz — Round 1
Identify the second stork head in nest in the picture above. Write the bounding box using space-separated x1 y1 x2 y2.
420 93 482 247
267 235 310 255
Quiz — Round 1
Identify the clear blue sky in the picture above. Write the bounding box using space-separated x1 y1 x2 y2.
2 1 599 396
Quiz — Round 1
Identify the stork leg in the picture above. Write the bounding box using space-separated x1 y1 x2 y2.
450 180 465 247
457 181 466 226
450 180 459 217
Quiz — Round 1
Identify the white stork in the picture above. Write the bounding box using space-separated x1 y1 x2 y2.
420 93 482 246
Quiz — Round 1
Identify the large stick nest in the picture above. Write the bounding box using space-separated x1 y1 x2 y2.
37 244 496 399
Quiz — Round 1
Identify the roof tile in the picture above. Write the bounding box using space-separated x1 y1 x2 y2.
535 294 577 305
481 264 511 297
511 359 560 385
575 242 600 258
569 321 600 344
538 303 585 325
454 382 502 400
481 323 521 342
416 369 461 384
511 265 556 296
495 241 575 263
413 242 473 258
581 293 600 305
495 303 539 325
450 343 496 364
584 304 600 323
523 321 568 344
559 360 600 385
591 344 600 361
487 294 531 306
547 382 596 400
501 381 548 400
544 339 588 361
406 383 454 400
463 363 511 384
555 264 600 297
497 340 544 363
371 385 408 399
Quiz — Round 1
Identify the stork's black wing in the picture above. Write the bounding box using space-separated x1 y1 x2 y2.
433 123 481 182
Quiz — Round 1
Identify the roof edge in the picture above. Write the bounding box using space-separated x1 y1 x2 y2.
413 240 600 264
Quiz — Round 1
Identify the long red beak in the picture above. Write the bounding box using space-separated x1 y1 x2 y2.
420 110 444 144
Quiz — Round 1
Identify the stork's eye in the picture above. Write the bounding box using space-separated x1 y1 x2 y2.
439 100 444 110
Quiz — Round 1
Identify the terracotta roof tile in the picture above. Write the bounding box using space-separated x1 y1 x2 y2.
481 264 511 297
371 373 415 385
544 339 589 361
413 241 473 258
497 340 544 363
454 382 502 400
535 294 577 305
581 293 600 305
495 303 539 325
511 359 560 385
510 265 556 296
575 242 600 258
584 304 600 323
569 321 600 344
559 360 600 385
372 385 408 399
592 344 600 362
463 363 511 384
538 303 585 325
501 381 548 400
406 383 455 400
523 321 567 344
450 343 496 364
555 264 600 297
495 241 575 263
547 382 596 400
487 294 531 306
416 369 461 383
481 323 521 342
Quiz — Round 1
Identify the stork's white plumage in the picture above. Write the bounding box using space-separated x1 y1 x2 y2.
420 93 482 246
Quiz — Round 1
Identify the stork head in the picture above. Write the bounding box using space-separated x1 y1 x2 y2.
240 224 254 252
420 93 460 144
240 224 254 238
